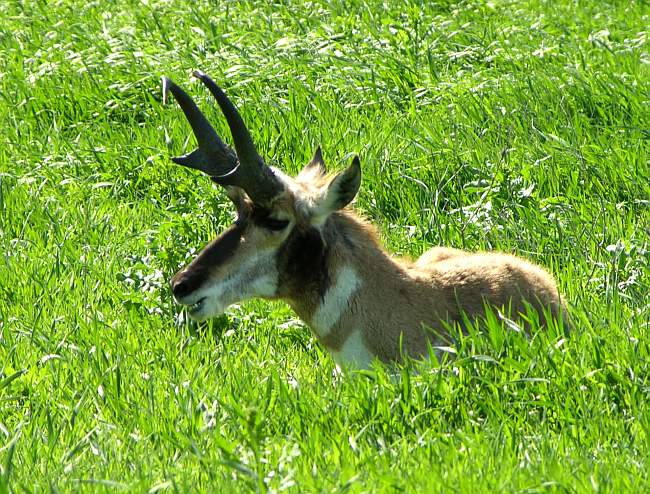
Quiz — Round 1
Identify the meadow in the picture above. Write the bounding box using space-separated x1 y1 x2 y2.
1 0 649 491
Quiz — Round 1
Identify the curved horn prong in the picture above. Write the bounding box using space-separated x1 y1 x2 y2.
163 73 284 205
192 71 284 204
162 76 238 178
192 70 261 170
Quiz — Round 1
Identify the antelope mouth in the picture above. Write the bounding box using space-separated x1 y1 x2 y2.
187 297 207 316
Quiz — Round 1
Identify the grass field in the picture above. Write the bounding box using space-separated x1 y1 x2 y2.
1 0 649 491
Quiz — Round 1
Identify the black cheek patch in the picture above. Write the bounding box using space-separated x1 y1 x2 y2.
276 226 330 301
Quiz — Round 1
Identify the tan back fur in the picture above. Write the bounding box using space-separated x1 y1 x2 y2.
277 206 567 367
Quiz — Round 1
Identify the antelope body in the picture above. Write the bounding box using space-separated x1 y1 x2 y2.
162 71 567 369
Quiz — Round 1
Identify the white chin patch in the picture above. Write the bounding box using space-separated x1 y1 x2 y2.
186 296 226 321
186 253 278 321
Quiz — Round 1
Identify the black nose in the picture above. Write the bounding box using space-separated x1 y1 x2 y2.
171 272 198 300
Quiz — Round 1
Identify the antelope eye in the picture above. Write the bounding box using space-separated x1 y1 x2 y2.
262 218 290 231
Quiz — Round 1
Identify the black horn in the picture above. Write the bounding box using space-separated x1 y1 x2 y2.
162 72 284 205
161 76 238 178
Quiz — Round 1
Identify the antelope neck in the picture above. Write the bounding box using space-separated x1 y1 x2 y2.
298 216 414 362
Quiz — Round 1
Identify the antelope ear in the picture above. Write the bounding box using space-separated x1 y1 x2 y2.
312 156 361 222
301 145 326 176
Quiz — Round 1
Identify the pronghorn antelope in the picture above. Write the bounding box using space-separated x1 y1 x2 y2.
162 71 567 369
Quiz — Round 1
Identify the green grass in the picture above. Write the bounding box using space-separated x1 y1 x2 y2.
1 0 649 491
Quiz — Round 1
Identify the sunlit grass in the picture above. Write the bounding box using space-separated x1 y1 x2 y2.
1 0 649 492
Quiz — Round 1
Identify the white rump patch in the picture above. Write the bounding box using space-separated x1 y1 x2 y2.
331 330 374 369
311 265 361 337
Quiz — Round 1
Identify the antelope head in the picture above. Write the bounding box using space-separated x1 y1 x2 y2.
163 71 361 321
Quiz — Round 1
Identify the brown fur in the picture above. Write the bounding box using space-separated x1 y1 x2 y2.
172 158 567 365
165 77 566 365
294 210 567 362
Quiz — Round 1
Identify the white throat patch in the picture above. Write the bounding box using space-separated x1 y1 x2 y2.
310 265 361 337
331 330 373 369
